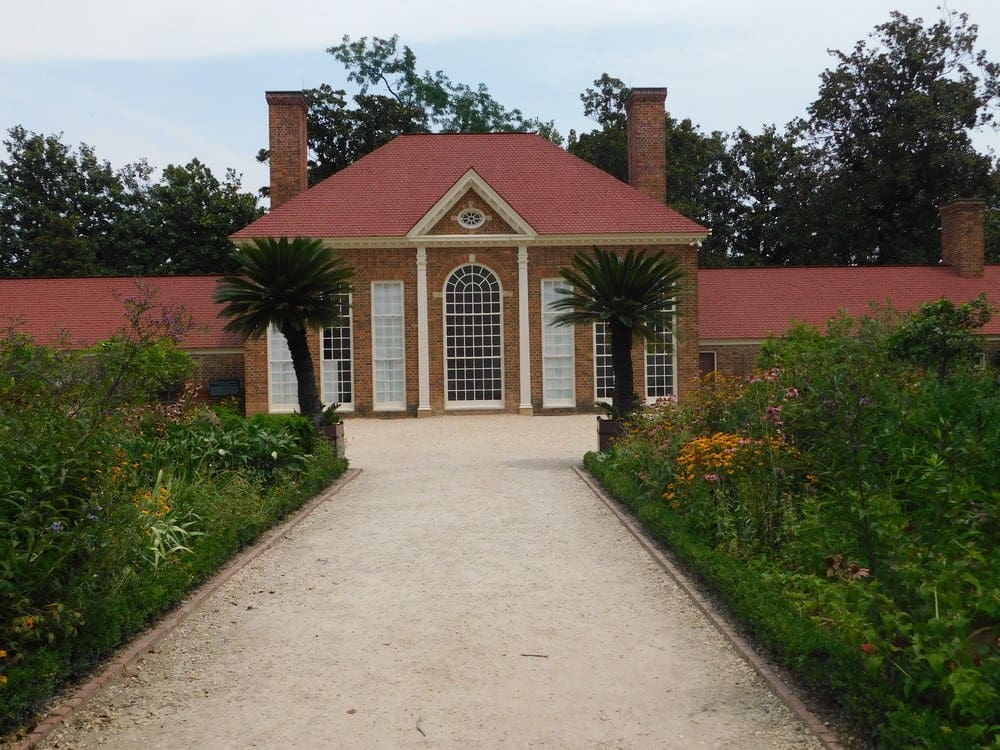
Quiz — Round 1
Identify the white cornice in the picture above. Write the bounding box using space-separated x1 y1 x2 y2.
304 232 706 251
407 168 537 240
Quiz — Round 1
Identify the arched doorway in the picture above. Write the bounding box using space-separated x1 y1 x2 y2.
444 264 503 408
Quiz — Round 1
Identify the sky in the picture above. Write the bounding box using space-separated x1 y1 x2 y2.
2 0 999 205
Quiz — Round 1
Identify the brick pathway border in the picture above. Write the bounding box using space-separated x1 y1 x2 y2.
10 469 362 750
573 466 846 750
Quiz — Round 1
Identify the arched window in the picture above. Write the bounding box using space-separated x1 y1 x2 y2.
444 265 503 407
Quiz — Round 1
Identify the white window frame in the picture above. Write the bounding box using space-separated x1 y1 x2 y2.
321 293 354 412
541 279 575 408
268 324 298 413
644 317 677 402
593 321 613 404
443 263 505 409
371 281 406 412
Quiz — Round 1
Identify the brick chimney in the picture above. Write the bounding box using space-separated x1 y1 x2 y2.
265 90 308 210
625 87 668 204
939 200 985 278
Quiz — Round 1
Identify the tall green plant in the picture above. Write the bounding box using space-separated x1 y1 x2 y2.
551 247 684 416
214 237 354 425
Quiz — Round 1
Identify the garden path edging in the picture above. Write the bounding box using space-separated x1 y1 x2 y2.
10 468 362 750
573 465 845 750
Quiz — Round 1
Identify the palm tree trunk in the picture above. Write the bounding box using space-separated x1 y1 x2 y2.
281 325 323 425
610 320 637 416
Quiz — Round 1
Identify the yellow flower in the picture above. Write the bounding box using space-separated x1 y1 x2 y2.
0 674 7 685
0 649 7 658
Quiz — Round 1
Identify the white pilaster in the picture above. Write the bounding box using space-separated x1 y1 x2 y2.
517 245 533 415
416 247 432 416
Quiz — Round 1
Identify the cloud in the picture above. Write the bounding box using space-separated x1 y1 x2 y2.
6 0 814 61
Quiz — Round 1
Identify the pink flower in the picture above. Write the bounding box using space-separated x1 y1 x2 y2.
704 473 721 483
861 643 876 654
784 387 799 399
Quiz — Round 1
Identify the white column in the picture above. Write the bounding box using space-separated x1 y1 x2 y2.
517 245 532 415
416 246 432 416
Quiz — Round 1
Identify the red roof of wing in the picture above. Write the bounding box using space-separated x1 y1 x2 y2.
0 276 239 349
232 133 708 239
698 265 1000 339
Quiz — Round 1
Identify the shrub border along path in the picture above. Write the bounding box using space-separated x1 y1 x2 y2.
573 466 845 750
9 469 362 750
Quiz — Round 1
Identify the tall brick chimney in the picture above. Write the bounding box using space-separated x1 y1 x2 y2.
265 90 308 210
939 200 985 278
625 87 668 204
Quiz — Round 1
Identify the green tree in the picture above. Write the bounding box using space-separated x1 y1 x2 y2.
258 35 561 189
887 294 992 379
214 238 354 425
551 248 684 417
0 127 261 277
723 125 828 266
329 35 560 137
801 10 1000 265
0 126 144 277
129 160 262 275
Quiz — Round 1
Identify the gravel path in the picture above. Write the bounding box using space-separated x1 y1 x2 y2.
34 414 824 749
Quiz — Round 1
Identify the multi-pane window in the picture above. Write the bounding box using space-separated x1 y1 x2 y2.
542 280 574 407
645 319 676 400
445 265 503 405
594 322 614 401
372 282 405 410
322 293 353 409
268 325 298 411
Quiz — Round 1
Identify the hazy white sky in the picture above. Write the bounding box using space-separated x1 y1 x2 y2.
2 0 998 200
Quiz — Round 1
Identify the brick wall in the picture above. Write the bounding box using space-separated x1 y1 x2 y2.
940 200 985 279
265 91 308 210
710 344 763 379
625 88 668 204
241 243 700 417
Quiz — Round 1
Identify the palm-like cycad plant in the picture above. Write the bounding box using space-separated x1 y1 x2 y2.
551 247 684 417
214 237 354 425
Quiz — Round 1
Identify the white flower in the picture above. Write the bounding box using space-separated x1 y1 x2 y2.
218 448 228 456
271 451 278 460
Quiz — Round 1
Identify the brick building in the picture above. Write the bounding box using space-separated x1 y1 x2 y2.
2 89 997 412
231 89 707 417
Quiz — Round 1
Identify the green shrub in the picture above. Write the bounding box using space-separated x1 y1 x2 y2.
0 326 347 735
587 303 1000 748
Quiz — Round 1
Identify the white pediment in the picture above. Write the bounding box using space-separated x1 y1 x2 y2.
407 168 536 241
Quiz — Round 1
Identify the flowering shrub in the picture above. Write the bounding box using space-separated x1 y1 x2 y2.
588 306 999 748
0 313 345 734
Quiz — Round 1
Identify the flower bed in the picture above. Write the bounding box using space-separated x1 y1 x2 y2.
0 330 346 736
586 309 999 748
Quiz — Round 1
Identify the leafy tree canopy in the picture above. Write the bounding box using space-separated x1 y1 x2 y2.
258 35 561 190
0 127 261 278
800 10 1000 265
568 11 999 268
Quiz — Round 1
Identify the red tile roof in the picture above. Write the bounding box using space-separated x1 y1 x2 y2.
698 265 1000 340
0 276 240 349
232 133 707 239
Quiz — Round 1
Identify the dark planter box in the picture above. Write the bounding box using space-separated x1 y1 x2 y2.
597 417 624 453
319 422 346 458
